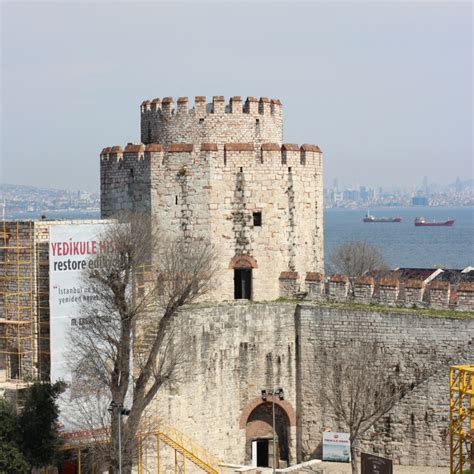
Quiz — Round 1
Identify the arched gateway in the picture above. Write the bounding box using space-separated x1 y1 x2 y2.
240 397 296 468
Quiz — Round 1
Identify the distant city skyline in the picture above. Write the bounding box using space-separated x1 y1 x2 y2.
3 176 472 219
1 1 472 192
327 175 472 192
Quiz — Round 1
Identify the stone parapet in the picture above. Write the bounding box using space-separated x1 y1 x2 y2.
304 272 324 299
378 278 399 305
301 274 474 312
328 274 349 300
100 142 322 170
141 95 282 116
353 275 374 303
404 279 425 305
457 282 474 311
428 281 451 308
279 272 300 298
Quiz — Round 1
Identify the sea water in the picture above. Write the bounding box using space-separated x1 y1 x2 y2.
324 207 474 270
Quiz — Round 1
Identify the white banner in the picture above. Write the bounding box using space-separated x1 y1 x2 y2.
49 223 111 382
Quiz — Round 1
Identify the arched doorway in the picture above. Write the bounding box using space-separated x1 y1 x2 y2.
245 402 291 468
229 255 258 300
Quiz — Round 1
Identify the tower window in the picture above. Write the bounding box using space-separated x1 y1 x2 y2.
253 212 262 227
199 118 204 123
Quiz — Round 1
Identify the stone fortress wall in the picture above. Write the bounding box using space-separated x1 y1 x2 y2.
97 94 473 469
100 96 324 301
296 305 473 466
151 302 473 468
279 272 474 311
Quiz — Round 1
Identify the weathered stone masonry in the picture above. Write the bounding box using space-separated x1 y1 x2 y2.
100 96 324 301
151 303 473 468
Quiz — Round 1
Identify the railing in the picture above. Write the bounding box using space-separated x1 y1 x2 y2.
139 423 223 474
55 422 223 474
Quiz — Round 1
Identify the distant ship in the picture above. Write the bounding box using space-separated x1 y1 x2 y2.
363 211 402 223
414 217 455 227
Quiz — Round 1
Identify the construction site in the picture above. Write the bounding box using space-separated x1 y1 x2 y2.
0 220 51 401
0 219 113 402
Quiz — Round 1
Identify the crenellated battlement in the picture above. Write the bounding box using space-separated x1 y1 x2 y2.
140 96 282 116
100 143 164 161
100 142 322 168
278 272 474 311
140 95 284 146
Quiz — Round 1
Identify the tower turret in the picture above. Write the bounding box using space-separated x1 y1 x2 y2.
101 95 323 301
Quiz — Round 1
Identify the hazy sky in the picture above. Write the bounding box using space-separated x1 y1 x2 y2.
1 1 472 192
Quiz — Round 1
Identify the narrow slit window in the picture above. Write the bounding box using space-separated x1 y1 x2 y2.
175 195 178 205
253 212 262 227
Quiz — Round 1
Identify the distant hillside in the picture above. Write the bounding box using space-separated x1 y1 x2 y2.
0 183 100 218
0 183 90 194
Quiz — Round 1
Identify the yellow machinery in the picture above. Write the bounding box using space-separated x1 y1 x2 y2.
450 365 474 474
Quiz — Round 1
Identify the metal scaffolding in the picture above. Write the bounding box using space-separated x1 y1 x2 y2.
450 364 474 474
0 221 36 388
0 221 50 404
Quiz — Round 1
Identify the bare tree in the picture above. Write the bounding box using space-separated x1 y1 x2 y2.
66 213 218 473
328 241 388 293
321 341 440 474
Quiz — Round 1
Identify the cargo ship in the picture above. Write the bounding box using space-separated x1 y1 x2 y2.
363 212 402 223
414 217 454 227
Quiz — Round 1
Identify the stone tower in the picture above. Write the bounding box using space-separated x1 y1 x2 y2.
100 96 323 301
